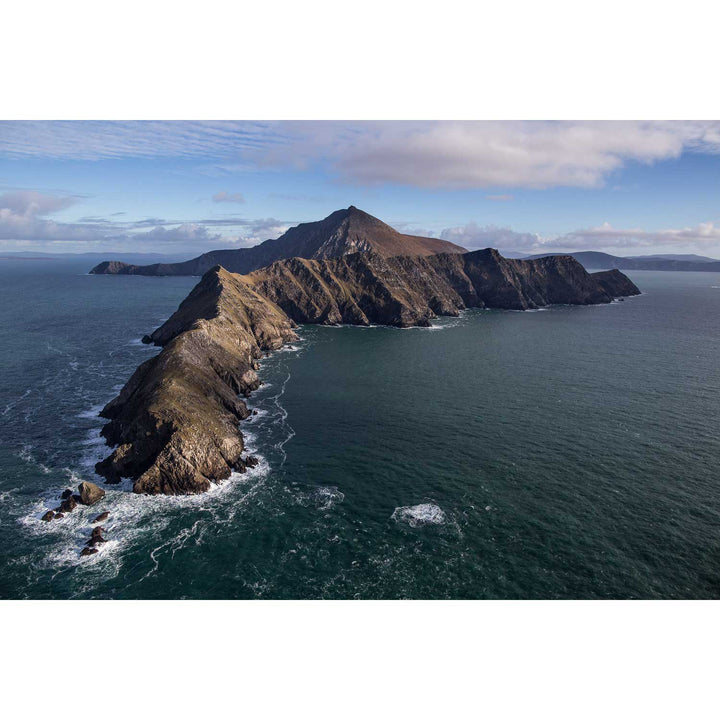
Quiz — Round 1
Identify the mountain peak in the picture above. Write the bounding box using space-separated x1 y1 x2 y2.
91 206 468 277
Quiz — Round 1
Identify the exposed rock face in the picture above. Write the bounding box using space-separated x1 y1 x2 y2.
94 267 298 495
95 251 639 496
78 482 105 506
89 207 467 277
246 249 640 326
92 512 109 524
590 269 642 298
57 496 77 513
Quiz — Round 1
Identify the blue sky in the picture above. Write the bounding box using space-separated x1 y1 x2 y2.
1 120 719 257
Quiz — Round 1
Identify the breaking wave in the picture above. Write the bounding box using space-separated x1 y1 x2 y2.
391 503 446 527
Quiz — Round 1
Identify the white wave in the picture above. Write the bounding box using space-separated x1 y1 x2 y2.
17 445 51 474
20 316 301 578
244 407 269 422
311 486 345 511
77 403 104 419
391 503 446 527
19 454 273 574
128 337 160 351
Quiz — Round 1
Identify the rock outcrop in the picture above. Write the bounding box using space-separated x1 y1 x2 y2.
89 207 467 277
245 249 640 326
94 267 298 495
95 249 639 496
78 481 105 506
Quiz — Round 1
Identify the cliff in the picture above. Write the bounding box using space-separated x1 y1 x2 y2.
95 252 640 495
89 206 467 277
95 267 297 494
245 249 639 327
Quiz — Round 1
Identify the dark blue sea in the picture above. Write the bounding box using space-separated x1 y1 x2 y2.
1 257 719 599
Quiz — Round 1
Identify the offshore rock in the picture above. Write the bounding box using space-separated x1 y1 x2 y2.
56 496 77 514
78 481 105 506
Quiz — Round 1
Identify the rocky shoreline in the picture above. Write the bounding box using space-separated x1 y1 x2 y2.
92 249 640 497
41 481 111 557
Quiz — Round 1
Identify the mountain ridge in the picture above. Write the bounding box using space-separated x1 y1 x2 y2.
523 250 720 272
89 206 467 277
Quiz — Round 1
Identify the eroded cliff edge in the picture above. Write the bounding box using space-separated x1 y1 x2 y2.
95 267 297 494
95 251 640 495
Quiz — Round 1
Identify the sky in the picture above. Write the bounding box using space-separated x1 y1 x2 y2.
1 120 720 258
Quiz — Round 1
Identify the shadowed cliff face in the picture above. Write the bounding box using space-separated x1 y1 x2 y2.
95 251 640 495
89 206 467 277
245 249 639 327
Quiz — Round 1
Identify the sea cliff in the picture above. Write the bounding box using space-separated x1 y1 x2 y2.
95 251 640 495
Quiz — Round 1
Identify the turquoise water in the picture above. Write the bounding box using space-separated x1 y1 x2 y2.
1 258 719 599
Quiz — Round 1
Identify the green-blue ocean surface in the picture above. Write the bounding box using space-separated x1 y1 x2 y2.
1 257 719 599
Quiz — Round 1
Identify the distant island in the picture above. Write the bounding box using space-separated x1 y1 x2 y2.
91 207 641 496
522 251 720 272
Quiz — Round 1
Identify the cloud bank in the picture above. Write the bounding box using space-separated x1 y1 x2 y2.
3 120 720 190
440 220 720 254
0 189 289 251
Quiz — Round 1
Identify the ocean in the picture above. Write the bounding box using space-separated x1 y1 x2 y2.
1 257 719 599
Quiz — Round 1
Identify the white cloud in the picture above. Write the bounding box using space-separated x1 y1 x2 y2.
131 223 221 244
0 187 289 251
0 190 95 242
440 223 541 251
440 219 720 255
560 221 720 250
258 120 720 189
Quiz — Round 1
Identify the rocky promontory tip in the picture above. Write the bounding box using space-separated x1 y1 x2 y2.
94 250 639 496
94 265 298 495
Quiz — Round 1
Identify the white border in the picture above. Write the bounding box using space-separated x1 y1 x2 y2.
2 2 718 718
3 0 719 120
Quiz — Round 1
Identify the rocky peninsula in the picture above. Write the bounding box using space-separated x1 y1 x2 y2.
94 235 640 496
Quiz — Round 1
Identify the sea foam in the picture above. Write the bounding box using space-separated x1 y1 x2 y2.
391 503 446 527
